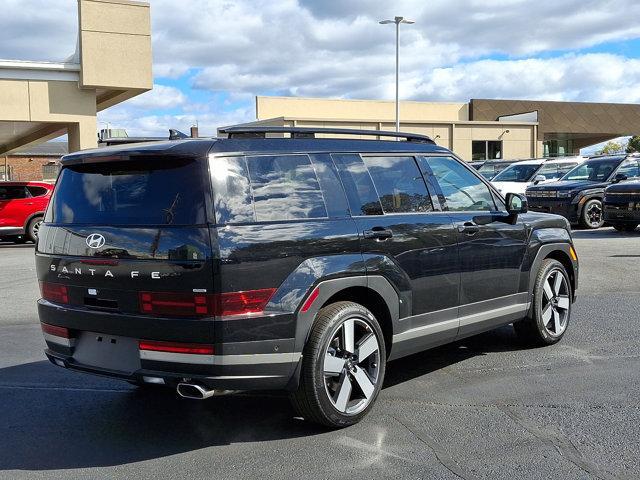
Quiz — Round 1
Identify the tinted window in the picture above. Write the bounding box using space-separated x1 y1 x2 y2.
308 154 350 217
425 156 496 211
493 163 541 182
616 158 640 178
361 156 432 213
0 186 27 200
48 159 206 225
562 159 622 182
247 155 327 222
211 156 254 224
332 154 383 215
212 155 328 224
26 186 48 197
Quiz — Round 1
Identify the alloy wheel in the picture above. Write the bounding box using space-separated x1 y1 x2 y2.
541 269 570 336
32 220 42 238
323 317 381 415
586 201 603 228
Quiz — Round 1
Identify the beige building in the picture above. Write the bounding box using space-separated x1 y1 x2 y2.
0 0 152 156
225 96 640 161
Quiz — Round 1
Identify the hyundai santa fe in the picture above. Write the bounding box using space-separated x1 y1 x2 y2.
36 127 578 427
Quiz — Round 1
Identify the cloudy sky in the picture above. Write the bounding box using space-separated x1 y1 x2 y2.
2 0 640 142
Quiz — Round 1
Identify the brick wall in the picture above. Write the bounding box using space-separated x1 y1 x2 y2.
2 156 61 182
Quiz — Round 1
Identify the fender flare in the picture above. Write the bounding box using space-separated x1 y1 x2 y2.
23 211 45 231
527 242 577 303
575 192 604 220
293 275 400 355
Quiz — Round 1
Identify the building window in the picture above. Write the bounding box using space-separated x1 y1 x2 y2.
42 164 60 181
472 140 502 161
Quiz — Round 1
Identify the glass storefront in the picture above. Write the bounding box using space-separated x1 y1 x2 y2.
543 139 576 157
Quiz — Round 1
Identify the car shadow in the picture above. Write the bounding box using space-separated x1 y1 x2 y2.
0 242 35 248
0 325 522 471
571 228 639 239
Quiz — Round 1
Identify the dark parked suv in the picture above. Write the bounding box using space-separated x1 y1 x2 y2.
37 127 578 427
604 179 640 232
526 154 640 228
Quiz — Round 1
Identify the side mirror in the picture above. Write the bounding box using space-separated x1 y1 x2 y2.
613 173 628 183
533 174 546 185
506 192 528 215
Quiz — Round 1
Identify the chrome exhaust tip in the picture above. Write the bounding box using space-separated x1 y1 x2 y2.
176 383 236 400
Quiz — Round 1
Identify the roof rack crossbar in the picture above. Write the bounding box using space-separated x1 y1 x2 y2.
218 126 435 143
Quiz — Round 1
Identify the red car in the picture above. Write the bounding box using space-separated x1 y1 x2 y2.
0 181 53 242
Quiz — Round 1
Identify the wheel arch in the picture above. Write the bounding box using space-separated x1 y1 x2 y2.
576 191 604 220
23 211 45 230
318 285 394 358
527 242 578 302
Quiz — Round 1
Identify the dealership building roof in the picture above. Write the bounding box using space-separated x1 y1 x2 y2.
222 96 640 161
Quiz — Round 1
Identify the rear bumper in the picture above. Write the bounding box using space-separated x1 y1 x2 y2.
39 300 300 391
0 226 24 237
44 349 300 391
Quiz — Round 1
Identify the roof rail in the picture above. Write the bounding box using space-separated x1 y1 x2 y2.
218 126 435 143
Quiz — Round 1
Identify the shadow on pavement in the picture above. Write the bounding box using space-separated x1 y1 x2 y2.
0 242 35 249
0 325 521 471
571 228 639 239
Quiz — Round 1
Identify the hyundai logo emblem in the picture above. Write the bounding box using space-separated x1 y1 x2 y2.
86 233 106 249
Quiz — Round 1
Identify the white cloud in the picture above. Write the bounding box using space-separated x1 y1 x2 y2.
408 54 640 103
128 84 187 109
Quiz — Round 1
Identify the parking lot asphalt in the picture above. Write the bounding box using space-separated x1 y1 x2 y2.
0 229 639 480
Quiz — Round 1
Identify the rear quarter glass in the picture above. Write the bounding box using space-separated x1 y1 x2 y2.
46 158 207 225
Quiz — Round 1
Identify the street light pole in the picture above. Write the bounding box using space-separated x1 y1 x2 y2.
379 16 415 133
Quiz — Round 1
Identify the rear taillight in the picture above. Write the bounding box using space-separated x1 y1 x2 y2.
213 288 276 316
41 322 71 338
138 288 276 317
138 340 214 355
40 282 69 304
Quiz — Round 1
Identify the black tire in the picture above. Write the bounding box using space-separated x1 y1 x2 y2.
612 223 638 232
27 216 43 242
579 199 604 229
291 301 386 428
514 259 572 347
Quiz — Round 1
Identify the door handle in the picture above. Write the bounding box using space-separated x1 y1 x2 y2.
457 222 480 235
363 227 393 241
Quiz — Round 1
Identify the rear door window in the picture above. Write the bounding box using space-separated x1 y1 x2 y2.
361 156 433 213
26 186 48 197
332 153 383 215
48 159 207 225
211 154 329 224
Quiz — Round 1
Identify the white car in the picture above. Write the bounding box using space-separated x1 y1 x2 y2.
491 157 586 197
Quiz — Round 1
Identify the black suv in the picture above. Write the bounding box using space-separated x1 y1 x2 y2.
526 154 640 228
604 179 640 232
36 127 578 427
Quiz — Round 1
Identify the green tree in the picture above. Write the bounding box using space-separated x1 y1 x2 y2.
598 141 623 155
626 136 640 153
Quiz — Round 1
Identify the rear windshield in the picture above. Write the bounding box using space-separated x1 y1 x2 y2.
47 159 206 225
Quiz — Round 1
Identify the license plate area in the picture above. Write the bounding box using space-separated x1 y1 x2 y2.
73 332 141 374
